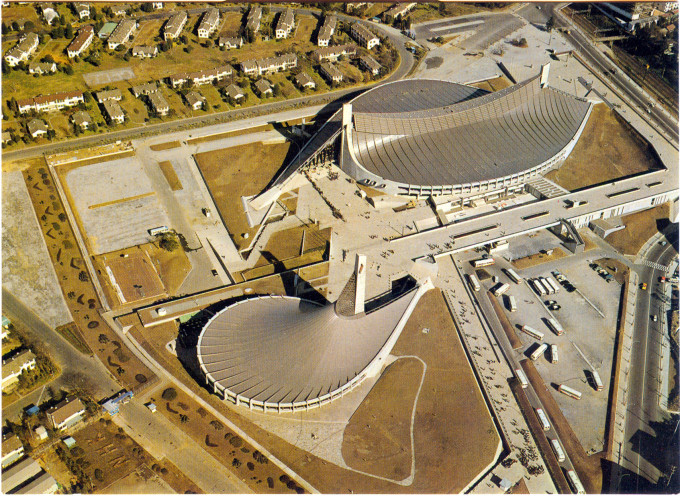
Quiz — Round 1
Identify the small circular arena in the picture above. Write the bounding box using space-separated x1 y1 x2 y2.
196 286 424 413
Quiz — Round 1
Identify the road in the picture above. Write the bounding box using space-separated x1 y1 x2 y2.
620 227 678 490
517 3 679 145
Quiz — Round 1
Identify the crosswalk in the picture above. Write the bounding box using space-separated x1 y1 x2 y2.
639 259 671 272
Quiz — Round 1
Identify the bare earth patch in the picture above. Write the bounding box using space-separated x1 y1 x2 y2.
605 203 670 255
157 161 183 191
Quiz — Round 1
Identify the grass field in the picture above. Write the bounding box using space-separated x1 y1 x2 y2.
194 141 292 251
605 203 671 255
55 322 93 355
150 141 181 151
545 105 664 191
158 161 183 191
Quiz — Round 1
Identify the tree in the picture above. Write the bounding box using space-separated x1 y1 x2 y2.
545 16 555 32
11 21 19 32
42 54 55 63
24 21 35 31
63 65 74 75
161 387 177 401
141 3 153 12
65 24 73 38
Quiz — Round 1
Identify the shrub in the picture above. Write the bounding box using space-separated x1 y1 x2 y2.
210 420 223 431
232 458 241 468
247 462 255 471
267 477 274 489
94 468 104 481
279 475 290 483
162 388 177 401
228 436 243 448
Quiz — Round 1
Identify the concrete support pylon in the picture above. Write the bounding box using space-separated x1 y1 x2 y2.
354 254 366 315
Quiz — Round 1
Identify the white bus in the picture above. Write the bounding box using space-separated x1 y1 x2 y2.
532 279 548 297
558 384 582 400
515 368 529 389
530 343 548 361
507 295 517 312
551 344 558 364
535 407 551 431
547 318 564 336
522 326 545 341
505 268 523 284
148 226 170 236
591 370 604 391
467 273 481 292
539 277 555 295
546 276 561 293
472 257 495 268
492 283 510 297
566 470 586 494
550 438 566 462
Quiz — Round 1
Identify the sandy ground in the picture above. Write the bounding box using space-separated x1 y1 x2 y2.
105 469 176 494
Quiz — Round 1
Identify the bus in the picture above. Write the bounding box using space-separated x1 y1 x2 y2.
550 438 566 462
515 368 529 389
531 279 548 297
546 318 564 336
530 343 549 361
492 283 510 297
148 226 170 236
507 295 517 312
467 273 481 292
546 276 561 293
558 384 582 400
535 407 551 431
473 257 495 268
522 326 545 341
505 268 523 284
591 370 604 391
539 277 555 295
551 344 558 364
566 470 586 494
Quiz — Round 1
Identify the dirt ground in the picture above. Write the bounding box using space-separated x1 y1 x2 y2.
512 246 568 269
254 225 330 267
604 203 671 256
544 105 663 191
471 76 513 92
194 141 292 250
158 161 183 191
150 142 181 152
593 257 630 285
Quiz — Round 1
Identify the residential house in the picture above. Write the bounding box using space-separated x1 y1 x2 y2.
26 119 47 138
71 110 92 129
4 33 40 67
98 22 118 39
152 2 163 9
2 131 12 145
131 82 158 97
1 433 25 468
245 5 262 33
33 426 48 441
46 396 86 431
240 53 297 77
15 471 59 494
67 25 95 58
382 2 416 22
28 61 57 74
320 62 343 84
313 43 357 63
2 350 36 389
17 91 85 114
169 65 233 88
218 36 243 49
164 11 187 41
294 72 316 90
255 79 273 97
148 92 170 115
102 100 125 123
2 456 42 491
360 54 381 75
197 7 219 39
275 8 295 39
132 45 158 58
225 84 245 103
317 14 337 46
96 88 122 103
185 91 205 110
107 19 137 50
42 6 59 25
111 4 130 16
346 3 368 13
72 2 90 19
351 22 380 49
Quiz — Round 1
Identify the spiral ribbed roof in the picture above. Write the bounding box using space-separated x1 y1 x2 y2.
197 290 418 406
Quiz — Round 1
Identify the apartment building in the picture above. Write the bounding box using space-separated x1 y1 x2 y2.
313 43 357 62
102 100 125 123
46 396 86 431
107 19 136 50
4 33 39 67
1 350 36 390
350 22 380 49
360 54 381 75
320 62 343 83
169 65 233 88
148 92 170 116
17 91 85 114
245 5 262 33
240 53 297 77
67 25 95 58
275 8 295 39
197 7 219 39
164 11 187 41
317 14 337 46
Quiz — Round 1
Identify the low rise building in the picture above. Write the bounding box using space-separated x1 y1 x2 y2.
27 119 47 139
67 25 95 58
148 92 170 115
102 100 125 123
71 110 92 129
107 19 136 50
2 349 36 390
313 43 357 62
42 6 60 25
320 62 343 84
218 36 243 49
111 4 130 16
240 53 297 77
15 471 59 494
317 14 337 46
164 11 187 41
2 132 12 145
382 2 416 22
28 61 57 74
4 33 40 67
17 91 84 114
225 84 245 103
197 7 219 39
255 78 273 97
185 91 205 110
246 5 262 33
131 82 158 97
33 426 48 441
351 22 380 49
2 456 41 491
96 88 122 102
72 2 90 19
275 8 295 39
169 64 233 88
294 72 316 90
1 433 25 468
97 22 118 39
359 54 381 75
132 45 158 58
46 396 86 431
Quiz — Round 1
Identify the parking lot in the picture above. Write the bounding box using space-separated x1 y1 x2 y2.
462 235 621 454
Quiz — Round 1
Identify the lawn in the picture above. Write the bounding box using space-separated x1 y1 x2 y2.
605 203 671 255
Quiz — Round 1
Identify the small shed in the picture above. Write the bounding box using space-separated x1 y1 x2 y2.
34 426 48 441
146 402 157 413
62 436 76 449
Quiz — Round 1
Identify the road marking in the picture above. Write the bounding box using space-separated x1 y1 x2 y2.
430 20 484 31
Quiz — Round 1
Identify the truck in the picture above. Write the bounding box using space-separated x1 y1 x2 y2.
530 343 549 360
532 279 548 297
546 276 561 293
550 438 566 462
492 283 510 297
535 407 551 431
522 326 545 341
539 277 555 295
546 318 564 336
507 295 517 312
551 344 558 363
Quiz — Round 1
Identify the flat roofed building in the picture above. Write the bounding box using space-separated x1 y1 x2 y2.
246 5 262 33
67 25 95 58
26 119 48 138
107 19 136 50
28 61 56 74
294 72 316 90
197 7 219 39
218 36 243 49
4 33 39 67
71 110 92 129
102 100 125 123
359 54 381 75
320 62 343 83
148 92 170 115
47 396 85 431
98 22 118 39
164 11 187 40
1 433 25 469
275 8 295 39
317 14 337 46
2 456 41 491
350 22 380 49
96 88 122 102
313 43 357 62
132 45 158 58
15 471 58 494
131 82 158 97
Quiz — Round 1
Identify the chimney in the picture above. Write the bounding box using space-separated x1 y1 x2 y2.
354 253 366 315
